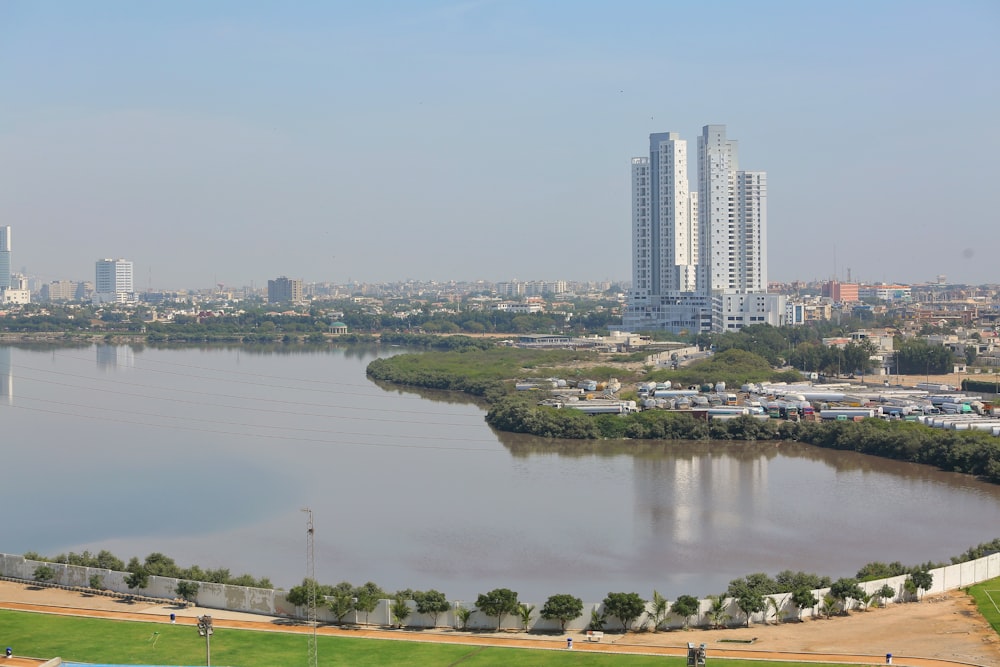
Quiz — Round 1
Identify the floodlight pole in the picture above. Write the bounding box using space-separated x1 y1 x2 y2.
197 615 213 666
302 508 317 667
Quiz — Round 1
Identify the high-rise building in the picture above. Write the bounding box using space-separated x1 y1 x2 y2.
267 276 304 304
697 125 767 294
0 226 11 291
624 125 783 333
93 258 135 303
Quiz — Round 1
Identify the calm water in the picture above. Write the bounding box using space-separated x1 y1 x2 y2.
2 344 998 602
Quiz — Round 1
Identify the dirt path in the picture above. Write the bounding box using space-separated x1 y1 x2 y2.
1 582 998 666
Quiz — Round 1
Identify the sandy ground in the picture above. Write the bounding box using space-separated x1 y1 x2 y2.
1 581 998 666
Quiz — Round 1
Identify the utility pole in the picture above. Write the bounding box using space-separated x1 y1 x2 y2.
302 508 317 667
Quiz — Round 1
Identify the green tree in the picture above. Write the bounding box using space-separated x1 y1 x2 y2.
142 552 181 578
909 571 933 601
413 589 451 627
829 578 865 615
88 574 104 590
517 603 535 632
33 565 55 583
95 550 125 571
390 595 411 629
670 594 700 629
735 590 766 627
285 578 332 608
602 592 647 632
352 581 385 626
875 584 896 608
791 588 817 621
475 588 520 631
124 558 149 591
903 577 918 601
539 594 584 632
175 580 200 602
328 592 355 624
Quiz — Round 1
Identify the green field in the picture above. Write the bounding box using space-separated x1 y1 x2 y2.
968 575 1000 636
0 609 854 666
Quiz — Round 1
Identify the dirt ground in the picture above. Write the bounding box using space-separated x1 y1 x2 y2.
1 581 998 666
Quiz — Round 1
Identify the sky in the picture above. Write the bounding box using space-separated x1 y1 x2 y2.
1 0 998 290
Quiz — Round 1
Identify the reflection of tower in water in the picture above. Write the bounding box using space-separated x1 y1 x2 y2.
0 347 11 405
633 446 770 546
96 345 135 370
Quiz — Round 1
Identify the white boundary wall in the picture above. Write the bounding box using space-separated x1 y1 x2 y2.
3 551 998 631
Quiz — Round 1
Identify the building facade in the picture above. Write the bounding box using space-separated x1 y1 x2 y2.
0 226 11 291
93 258 135 303
624 125 781 333
267 276 304 304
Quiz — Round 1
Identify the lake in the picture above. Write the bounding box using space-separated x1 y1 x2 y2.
1 343 998 602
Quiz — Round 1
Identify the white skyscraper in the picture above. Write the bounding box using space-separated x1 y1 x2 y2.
94 258 135 303
697 124 767 295
631 133 698 299
624 125 782 333
0 226 10 291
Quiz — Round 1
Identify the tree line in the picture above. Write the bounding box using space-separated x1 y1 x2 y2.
28 540 997 631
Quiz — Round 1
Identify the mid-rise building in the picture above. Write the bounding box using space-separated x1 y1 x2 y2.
823 281 860 304
93 258 135 304
267 276 304 304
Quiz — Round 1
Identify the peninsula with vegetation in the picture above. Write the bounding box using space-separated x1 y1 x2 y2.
367 331 1000 486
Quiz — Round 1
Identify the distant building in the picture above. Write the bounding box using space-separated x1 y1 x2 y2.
267 276 304 304
93 258 135 304
859 284 911 301
41 280 90 302
823 281 859 303
0 226 10 291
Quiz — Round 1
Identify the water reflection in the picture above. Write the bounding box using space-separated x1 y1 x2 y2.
96 344 135 370
0 346 11 405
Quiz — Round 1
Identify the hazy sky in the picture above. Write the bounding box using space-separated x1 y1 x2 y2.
2 1 998 290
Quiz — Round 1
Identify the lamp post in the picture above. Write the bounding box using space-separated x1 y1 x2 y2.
197 615 213 666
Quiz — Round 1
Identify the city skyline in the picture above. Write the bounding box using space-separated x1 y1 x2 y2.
1 2 998 288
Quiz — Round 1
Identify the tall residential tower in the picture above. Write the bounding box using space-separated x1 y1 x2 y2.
0 226 10 291
624 125 783 334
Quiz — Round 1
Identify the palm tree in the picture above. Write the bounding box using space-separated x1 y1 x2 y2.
518 603 535 633
820 594 837 619
707 594 730 629
765 594 787 624
455 606 473 631
650 590 669 631
391 596 411 629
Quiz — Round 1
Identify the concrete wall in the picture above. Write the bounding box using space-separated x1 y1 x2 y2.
3 551 999 631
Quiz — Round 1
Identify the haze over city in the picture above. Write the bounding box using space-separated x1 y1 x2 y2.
2 1 997 289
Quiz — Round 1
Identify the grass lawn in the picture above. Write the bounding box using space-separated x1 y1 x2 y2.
0 609 848 666
967 575 1000 636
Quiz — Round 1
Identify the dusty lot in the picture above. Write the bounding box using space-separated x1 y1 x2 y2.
1 581 998 665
